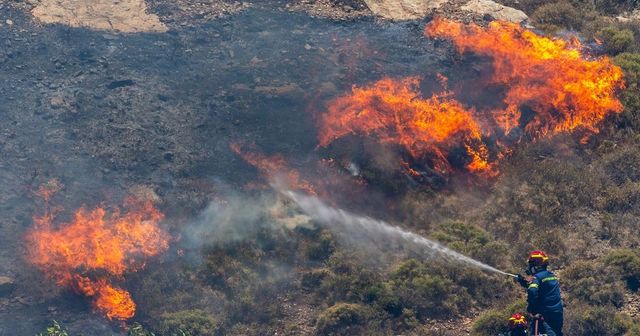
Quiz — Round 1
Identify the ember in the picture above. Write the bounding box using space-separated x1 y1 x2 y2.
231 143 317 194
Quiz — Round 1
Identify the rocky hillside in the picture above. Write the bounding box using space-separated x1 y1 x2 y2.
0 0 639 335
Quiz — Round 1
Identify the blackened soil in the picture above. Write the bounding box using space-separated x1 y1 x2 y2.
0 3 447 334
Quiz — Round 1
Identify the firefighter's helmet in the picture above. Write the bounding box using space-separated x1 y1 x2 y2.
509 313 527 329
528 250 549 267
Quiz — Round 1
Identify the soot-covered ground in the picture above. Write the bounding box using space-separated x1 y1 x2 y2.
0 3 447 334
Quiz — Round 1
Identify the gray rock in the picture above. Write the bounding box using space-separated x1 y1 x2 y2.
362 0 526 21
0 276 16 297
460 0 528 23
363 0 448 20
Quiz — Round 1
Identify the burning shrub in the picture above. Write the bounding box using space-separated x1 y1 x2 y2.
426 18 624 140
315 303 370 336
318 18 624 186
25 192 170 320
317 77 492 176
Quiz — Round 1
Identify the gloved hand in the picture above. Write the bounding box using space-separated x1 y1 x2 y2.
516 274 529 288
528 313 543 321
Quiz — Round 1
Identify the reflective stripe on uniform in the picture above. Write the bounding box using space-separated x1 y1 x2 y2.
541 277 558 282
528 283 539 289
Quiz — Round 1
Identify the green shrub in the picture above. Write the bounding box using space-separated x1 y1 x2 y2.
386 259 471 318
600 144 640 185
367 283 402 316
315 303 369 336
595 0 640 14
562 260 626 307
301 268 334 289
565 306 633 335
306 230 336 261
319 253 381 303
399 308 420 329
37 321 69 336
514 0 566 13
602 181 640 212
471 300 527 336
614 53 640 129
431 221 489 253
605 249 640 290
569 276 625 307
159 310 223 336
128 323 156 336
531 1 584 32
599 27 635 55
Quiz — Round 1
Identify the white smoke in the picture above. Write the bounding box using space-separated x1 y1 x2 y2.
281 189 515 277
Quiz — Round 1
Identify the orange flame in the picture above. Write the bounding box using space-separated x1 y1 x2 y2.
317 77 493 175
25 193 169 320
425 17 624 137
317 19 624 179
231 143 317 194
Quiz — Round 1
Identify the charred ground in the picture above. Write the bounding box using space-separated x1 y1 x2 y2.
1 0 640 335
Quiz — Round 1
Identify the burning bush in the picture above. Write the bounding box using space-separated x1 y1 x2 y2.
317 77 492 175
425 18 624 138
25 188 170 321
317 18 624 184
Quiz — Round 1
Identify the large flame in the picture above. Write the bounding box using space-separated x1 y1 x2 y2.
317 77 492 174
425 17 624 138
318 19 624 178
25 191 169 320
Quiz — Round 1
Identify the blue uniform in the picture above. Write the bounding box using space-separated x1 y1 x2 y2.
527 269 563 336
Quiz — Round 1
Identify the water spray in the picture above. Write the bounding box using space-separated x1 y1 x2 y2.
281 189 517 278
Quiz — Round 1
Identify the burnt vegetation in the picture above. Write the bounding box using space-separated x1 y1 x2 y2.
25 1 640 336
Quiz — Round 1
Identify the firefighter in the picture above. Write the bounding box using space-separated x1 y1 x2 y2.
507 313 527 336
516 250 564 336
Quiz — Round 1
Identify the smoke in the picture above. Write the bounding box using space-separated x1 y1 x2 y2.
183 193 272 248
281 188 514 277
181 186 312 252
